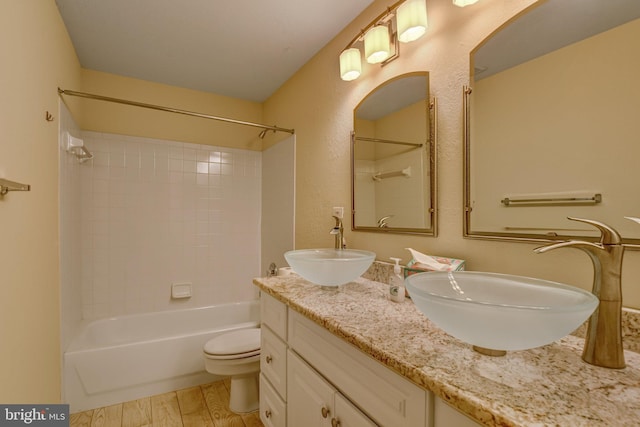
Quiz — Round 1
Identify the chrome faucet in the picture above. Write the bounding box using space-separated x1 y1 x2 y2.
534 217 625 369
330 215 345 249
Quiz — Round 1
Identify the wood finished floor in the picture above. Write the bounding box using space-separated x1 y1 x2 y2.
69 379 264 427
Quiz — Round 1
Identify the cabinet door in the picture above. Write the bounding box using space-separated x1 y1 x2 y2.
334 393 378 427
288 350 334 427
260 374 286 427
434 397 481 427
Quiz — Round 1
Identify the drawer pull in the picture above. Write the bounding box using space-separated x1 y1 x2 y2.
265 355 273 364
321 406 331 418
331 418 341 427
265 409 272 419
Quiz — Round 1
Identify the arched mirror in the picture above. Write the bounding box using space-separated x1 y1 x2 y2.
352 72 437 235
464 0 640 245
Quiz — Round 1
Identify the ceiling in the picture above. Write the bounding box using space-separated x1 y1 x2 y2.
55 0 374 103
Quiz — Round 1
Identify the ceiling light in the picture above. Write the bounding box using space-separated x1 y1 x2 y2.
365 25 391 64
397 0 428 43
339 0 429 81
453 0 480 7
340 48 362 81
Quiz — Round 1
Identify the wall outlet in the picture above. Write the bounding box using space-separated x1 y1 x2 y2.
332 206 344 219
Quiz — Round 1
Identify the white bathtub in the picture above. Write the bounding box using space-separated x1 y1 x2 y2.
64 300 260 412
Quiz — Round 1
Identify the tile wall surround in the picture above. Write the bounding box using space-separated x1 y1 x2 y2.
61 122 262 322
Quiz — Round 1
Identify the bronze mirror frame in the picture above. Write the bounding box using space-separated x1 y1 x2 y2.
463 0 640 248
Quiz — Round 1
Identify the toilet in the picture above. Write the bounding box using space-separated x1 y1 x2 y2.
203 327 261 413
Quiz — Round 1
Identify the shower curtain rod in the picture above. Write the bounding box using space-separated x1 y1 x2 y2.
57 88 295 137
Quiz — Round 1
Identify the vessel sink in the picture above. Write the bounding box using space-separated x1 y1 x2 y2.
284 249 376 286
405 271 598 352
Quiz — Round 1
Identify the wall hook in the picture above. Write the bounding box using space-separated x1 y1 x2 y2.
0 178 31 197
45 111 54 122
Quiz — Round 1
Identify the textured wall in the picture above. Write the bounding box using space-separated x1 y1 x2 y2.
263 0 640 309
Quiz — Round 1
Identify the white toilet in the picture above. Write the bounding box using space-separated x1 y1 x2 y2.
203 327 261 413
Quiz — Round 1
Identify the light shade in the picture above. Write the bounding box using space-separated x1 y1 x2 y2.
339 48 362 81
364 25 390 64
453 0 480 6
397 0 428 43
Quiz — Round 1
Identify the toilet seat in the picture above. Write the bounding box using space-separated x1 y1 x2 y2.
204 328 261 360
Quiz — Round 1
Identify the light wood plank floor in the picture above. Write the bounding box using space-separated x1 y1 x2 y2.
69 379 264 427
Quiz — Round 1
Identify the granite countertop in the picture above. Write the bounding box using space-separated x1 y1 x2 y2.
253 274 640 427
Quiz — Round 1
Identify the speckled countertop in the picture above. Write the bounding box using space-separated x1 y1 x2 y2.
253 273 640 427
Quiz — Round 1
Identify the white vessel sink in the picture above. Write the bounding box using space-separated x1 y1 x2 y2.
284 249 376 286
405 271 598 352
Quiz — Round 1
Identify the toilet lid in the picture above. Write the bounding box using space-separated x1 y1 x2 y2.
204 327 261 356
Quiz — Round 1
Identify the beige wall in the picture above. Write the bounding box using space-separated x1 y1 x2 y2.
0 0 81 402
78 69 264 150
263 0 640 308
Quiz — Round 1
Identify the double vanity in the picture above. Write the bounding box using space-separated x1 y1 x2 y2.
254 271 640 426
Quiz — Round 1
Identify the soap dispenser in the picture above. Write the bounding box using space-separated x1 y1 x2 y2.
389 257 405 302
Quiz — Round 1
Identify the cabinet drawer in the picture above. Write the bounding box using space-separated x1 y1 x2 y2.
288 310 427 427
261 293 287 340
261 325 287 399
260 373 286 427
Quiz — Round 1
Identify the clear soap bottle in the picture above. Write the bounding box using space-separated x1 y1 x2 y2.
389 257 405 302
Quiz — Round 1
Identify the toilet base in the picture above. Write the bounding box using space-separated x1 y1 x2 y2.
228 373 259 413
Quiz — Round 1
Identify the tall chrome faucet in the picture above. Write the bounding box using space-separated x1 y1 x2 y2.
330 215 345 249
534 217 625 369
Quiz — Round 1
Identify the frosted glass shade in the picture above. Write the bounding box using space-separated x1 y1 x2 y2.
453 0 479 6
405 271 598 351
364 25 390 64
397 0 428 43
339 48 362 81
285 249 376 286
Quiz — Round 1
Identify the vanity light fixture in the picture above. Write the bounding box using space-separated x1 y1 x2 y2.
453 0 480 7
397 0 428 42
365 25 391 63
339 0 428 81
339 48 362 81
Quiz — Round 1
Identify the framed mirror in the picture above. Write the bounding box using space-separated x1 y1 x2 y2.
464 0 640 245
351 72 437 235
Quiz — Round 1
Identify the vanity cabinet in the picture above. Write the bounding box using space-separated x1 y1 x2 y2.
259 292 481 427
287 309 427 426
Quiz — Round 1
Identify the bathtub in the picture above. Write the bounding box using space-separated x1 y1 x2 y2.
64 300 260 412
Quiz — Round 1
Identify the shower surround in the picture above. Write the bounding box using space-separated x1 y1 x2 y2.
59 103 262 347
